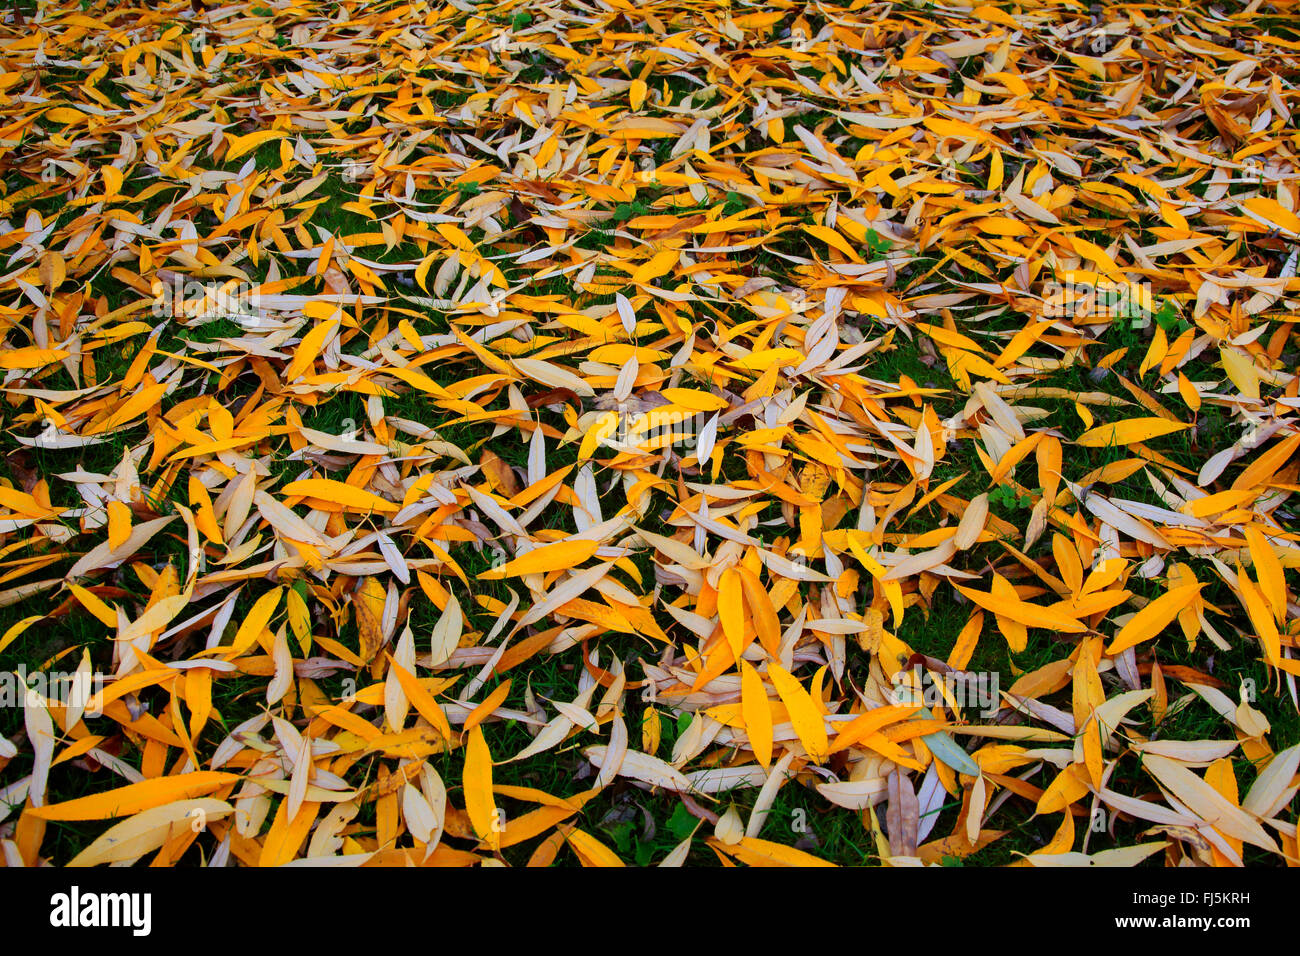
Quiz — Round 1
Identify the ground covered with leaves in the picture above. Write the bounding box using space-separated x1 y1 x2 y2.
0 0 1298 868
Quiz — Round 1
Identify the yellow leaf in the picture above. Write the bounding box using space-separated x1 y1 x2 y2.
69 799 231 866
1076 418 1189 448
230 586 282 656
738 566 780 655
632 248 677 285
1177 372 1201 412
353 576 387 665
739 659 773 768
805 224 863 262
30 772 239 820
224 129 286 162
1236 567 1285 668
282 478 397 513
954 584 1087 633
1068 235 1120 273
717 567 746 657
629 78 647 111
67 584 117 629
0 347 69 370
1037 764 1090 814
286 586 312 651
101 165 123 198
1245 526 1287 623
415 252 437 293
720 836 836 867
988 149 1004 191
1106 583 1203 655
567 827 625 866
1219 347 1261 401
464 724 500 851
106 500 131 551
659 389 730 411
386 656 454 743
766 662 828 763
480 538 598 578
1241 196 1300 236
283 318 337 382
463 679 512 736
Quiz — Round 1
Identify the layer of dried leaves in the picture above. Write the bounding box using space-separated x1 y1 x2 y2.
0 0 1298 867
